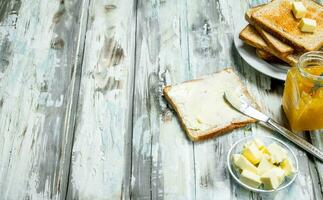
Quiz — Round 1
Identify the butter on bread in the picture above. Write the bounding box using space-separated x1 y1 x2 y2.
299 18 317 33
250 0 323 52
245 5 294 55
292 1 307 19
163 68 256 141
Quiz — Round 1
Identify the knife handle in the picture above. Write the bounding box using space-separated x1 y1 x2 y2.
267 118 323 162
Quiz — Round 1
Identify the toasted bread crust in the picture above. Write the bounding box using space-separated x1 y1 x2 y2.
239 25 299 67
239 25 267 49
256 49 276 61
163 68 257 141
245 4 294 55
254 26 294 55
251 0 323 52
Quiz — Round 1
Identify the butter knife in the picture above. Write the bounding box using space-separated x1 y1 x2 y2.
224 91 323 162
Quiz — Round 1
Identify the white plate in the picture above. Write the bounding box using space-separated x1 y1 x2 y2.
234 21 289 81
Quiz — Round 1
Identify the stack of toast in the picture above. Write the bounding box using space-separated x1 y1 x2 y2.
239 0 323 67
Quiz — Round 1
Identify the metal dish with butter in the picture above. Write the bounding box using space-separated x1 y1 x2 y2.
227 135 298 193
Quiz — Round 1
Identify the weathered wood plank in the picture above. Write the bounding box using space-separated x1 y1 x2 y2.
185 0 244 199
131 0 195 199
185 0 270 199
0 0 85 199
67 0 137 199
310 131 323 197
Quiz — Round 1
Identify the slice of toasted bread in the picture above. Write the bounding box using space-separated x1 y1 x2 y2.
256 49 276 61
246 5 294 55
255 27 294 55
163 68 256 141
239 25 300 66
251 0 323 52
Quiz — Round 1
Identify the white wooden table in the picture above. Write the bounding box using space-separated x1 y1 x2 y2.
0 0 322 199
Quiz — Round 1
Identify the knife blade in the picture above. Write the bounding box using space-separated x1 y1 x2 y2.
223 91 323 162
223 91 269 122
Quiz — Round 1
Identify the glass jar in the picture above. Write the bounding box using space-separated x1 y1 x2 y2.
282 51 323 131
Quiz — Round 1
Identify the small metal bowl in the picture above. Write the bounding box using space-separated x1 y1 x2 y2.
227 135 298 193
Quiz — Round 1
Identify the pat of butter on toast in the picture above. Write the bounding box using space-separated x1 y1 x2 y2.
300 18 317 33
163 68 257 141
250 0 323 52
292 1 307 19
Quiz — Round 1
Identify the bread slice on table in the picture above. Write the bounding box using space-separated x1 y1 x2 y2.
251 0 323 52
245 5 294 55
163 68 257 141
239 25 300 67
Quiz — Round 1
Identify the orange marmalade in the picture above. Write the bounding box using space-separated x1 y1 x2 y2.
282 52 323 131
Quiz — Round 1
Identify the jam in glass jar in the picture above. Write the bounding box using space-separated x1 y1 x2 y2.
282 51 323 131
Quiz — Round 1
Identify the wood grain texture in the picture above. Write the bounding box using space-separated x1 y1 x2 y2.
0 0 322 199
0 0 85 199
67 0 137 199
186 0 248 198
131 0 195 199
310 131 323 199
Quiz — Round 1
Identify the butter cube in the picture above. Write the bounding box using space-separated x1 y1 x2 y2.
260 147 270 158
242 143 263 165
280 158 296 176
260 146 270 155
260 146 271 160
253 138 265 149
292 2 307 19
261 167 286 190
240 170 262 188
243 141 253 149
258 158 274 175
233 154 258 174
267 143 288 164
244 138 264 150
262 153 271 161
299 18 317 33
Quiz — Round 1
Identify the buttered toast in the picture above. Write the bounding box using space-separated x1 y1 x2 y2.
245 5 294 55
163 68 256 141
251 0 323 52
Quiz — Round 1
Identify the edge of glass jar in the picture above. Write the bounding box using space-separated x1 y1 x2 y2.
297 51 323 81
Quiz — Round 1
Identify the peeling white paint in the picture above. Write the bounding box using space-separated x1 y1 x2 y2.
0 0 83 198
69 0 136 199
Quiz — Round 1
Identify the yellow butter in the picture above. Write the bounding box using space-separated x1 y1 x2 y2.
233 154 258 174
292 2 307 19
267 143 288 164
280 158 296 176
244 138 264 150
260 146 270 155
299 18 316 33
261 167 286 190
253 138 265 149
242 143 263 165
240 170 262 188
260 146 271 160
257 158 274 175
